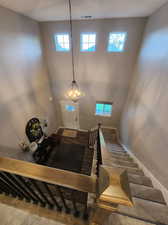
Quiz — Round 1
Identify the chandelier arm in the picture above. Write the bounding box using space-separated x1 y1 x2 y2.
68 0 75 82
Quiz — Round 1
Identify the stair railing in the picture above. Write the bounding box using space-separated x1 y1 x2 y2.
0 127 133 224
88 127 98 149
0 157 96 219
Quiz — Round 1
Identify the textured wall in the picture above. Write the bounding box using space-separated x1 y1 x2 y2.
40 18 146 129
0 6 57 158
120 3 168 188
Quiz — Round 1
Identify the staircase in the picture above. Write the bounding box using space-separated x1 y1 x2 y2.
102 128 168 225
0 127 168 225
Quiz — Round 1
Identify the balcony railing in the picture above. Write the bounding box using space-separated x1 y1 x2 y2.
0 125 133 224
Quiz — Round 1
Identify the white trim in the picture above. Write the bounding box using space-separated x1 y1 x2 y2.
120 142 168 205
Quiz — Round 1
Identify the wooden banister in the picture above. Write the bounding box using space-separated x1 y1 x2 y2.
98 127 110 163
0 126 133 223
0 157 96 194
94 124 133 218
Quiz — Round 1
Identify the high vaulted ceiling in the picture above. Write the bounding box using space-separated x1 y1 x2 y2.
0 0 167 21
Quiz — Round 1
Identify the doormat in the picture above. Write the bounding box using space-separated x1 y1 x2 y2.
62 129 77 138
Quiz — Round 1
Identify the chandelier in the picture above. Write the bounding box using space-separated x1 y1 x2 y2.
65 0 85 102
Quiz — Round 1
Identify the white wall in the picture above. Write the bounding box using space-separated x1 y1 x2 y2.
120 2 168 189
40 18 146 129
0 6 57 158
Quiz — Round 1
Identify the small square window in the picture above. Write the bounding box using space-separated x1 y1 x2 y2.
95 102 112 117
107 32 127 52
80 33 96 52
54 33 70 52
65 105 75 112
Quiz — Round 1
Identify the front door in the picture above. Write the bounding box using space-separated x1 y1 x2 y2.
60 100 79 129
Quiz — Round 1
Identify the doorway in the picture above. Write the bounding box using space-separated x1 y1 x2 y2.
60 100 79 129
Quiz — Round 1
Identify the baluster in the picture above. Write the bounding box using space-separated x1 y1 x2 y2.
3 172 33 202
92 133 94 147
30 179 53 208
56 186 70 213
71 190 80 217
0 173 23 199
1 172 32 201
0 183 8 195
0 187 3 194
83 203 89 220
0 180 11 196
0 178 19 197
43 183 62 211
6 173 38 204
15 176 45 206
87 130 90 148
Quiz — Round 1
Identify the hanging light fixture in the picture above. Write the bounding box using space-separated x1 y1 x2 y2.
65 0 85 102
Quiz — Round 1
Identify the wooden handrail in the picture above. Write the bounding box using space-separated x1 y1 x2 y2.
0 157 96 194
98 127 110 163
96 125 133 211
0 126 133 220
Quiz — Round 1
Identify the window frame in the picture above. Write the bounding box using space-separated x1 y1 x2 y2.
80 32 97 52
95 101 113 117
54 33 70 52
107 32 127 53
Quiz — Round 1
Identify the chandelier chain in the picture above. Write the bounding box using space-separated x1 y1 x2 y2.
68 0 75 82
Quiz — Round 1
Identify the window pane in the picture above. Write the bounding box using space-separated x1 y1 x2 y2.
88 43 96 51
66 105 75 111
82 34 89 42
81 33 96 52
82 43 89 51
96 103 104 111
55 34 70 52
89 34 96 42
64 43 70 50
63 35 69 43
107 32 126 52
104 104 112 113
95 103 112 116
57 35 64 42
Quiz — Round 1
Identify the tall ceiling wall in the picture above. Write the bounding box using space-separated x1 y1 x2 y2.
120 2 168 190
0 6 57 158
40 18 146 129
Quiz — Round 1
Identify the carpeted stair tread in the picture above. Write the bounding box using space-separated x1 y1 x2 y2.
104 158 138 168
106 213 154 225
130 183 166 204
128 174 153 187
108 150 128 156
111 147 124 150
109 154 133 162
110 152 131 159
110 147 126 152
118 197 168 225
110 149 126 154
106 163 144 176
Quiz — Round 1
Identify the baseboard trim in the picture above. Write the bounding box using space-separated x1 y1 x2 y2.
120 142 168 205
